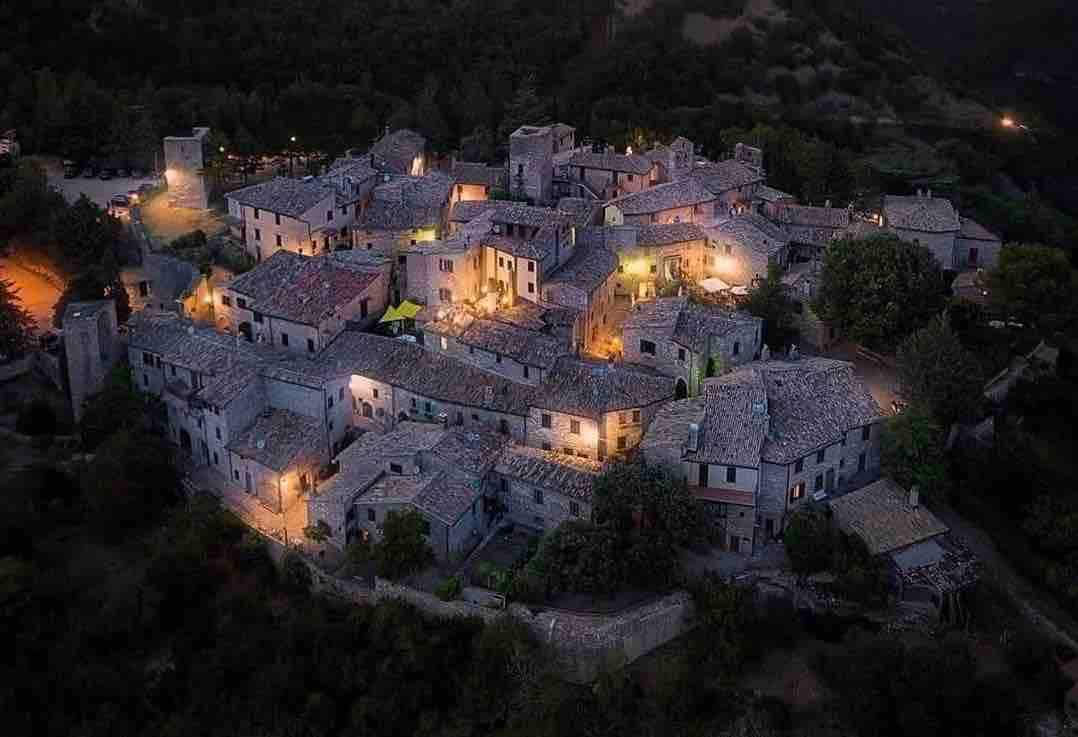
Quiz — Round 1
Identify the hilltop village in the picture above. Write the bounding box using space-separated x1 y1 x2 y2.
79 123 997 570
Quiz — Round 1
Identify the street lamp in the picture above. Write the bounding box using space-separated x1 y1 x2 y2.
1001 116 1015 129
289 136 298 176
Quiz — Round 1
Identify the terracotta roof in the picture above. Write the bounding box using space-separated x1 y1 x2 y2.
227 409 324 472
958 216 1000 242
227 177 334 217
533 358 674 419
606 177 716 216
884 195 960 233
567 150 654 175
226 250 380 326
496 445 601 502
829 478 949 556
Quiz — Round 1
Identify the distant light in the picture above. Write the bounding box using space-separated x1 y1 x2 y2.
219 146 225 153
1001 116 1015 129
290 135 297 143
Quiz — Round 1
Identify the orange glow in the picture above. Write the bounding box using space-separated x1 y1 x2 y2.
1001 117 1015 128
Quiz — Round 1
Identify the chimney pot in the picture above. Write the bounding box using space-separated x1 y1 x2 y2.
909 486 920 508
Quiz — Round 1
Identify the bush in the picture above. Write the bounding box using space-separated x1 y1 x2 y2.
281 551 312 595
435 575 462 601
16 398 57 436
373 509 434 580
169 229 207 252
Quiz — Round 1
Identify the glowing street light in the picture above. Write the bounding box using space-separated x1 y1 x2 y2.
1001 116 1016 129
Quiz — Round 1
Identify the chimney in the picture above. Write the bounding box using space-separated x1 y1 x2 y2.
686 422 700 452
825 199 831 209
909 486 920 508
927 188 933 199
917 188 923 198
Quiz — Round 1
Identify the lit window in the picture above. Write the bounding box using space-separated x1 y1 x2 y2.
570 420 580 434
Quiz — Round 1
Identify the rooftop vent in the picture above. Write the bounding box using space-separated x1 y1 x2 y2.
255 438 266 450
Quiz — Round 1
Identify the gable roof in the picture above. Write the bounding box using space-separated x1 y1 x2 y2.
432 316 568 370
606 177 716 216
708 213 790 256
451 162 501 187
226 177 333 218
533 358 674 419
634 222 708 246
370 129 426 175
829 478 949 555
884 195 960 233
122 254 201 306
227 409 324 472
693 375 769 467
958 216 1000 242
770 204 851 230
544 242 618 295
496 445 602 503
226 250 380 326
567 150 654 175
622 296 760 355
691 159 765 194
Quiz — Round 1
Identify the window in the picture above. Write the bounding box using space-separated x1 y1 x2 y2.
253 207 260 220
698 463 709 487
816 449 824 464
142 351 154 365
236 297 247 309
390 463 403 474
570 501 581 517
327 395 334 409
790 482 805 502
678 348 686 361
221 295 231 307
368 508 376 521
814 474 823 492
253 311 263 324
471 413 478 421
628 174 634 182
327 210 334 221
307 338 315 353
640 339 657 356
861 425 871 442
215 427 221 440
411 398 417 409
142 373 149 387
542 442 551 450
274 213 281 225
424 401 432 414
533 488 544 505
234 469 240 481
439 288 452 303
649 264 657 274
281 332 289 346
733 341 740 356
499 419 509 435
440 336 448 351
523 365 530 379
632 410 640 424
617 436 627 450
726 466 737 483
528 261 535 272
570 419 580 435
372 388 379 399
858 452 866 472
841 432 847 447
420 519 431 535
213 452 219 465
564 447 574 455
618 264 624 273
275 234 282 247
969 247 979 265
528 282 535 294
438 258 454 273
794 457 803 473
498 257 504 268
339 387 345 401
495 353 502 364
254 228 261 241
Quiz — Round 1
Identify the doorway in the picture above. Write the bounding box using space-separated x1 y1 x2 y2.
675 377 688 400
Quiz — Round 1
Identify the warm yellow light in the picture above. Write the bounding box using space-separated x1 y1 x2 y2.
1001 117 1015 129
203 294 213 305
625 145 633 155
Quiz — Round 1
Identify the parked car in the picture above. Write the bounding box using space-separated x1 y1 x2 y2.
81 167 95 178
116 168 130 178
62 160 78 178
137 182 155 193
130 169 144 178
98 169 112 180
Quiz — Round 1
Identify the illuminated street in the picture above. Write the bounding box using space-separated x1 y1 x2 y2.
0 258 62 332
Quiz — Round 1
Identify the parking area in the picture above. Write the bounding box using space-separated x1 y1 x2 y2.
38 156 160 210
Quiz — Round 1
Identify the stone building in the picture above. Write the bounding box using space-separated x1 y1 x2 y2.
508 123 575 204
307 422 507 560
781 262 840 351
121 254 202 316
541 241 619 353
528 358 674 460
767 203 851 248
880 193 1002 271
62 300 120 422
163 127 211 209
641 358 883 553
561 149 658 200
706 212 791 286
227 408 325 513
493 444 601 531
216 250 388 354
608 222 709 300
621 296 762 397
450 162 503 204
226 178 340 260
644 136 696 183
369 128 428 177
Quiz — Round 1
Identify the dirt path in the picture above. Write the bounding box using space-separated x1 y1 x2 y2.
939 504 1078 652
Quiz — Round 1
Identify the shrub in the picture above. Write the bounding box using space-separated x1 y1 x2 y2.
281 551 312 595
435 575 462 601
373 509 434 580
16 398 57 436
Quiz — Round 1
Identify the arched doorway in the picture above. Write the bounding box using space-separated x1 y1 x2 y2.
675 378 688 400
238 322 253 342
179 429 192 455
362 402 373 418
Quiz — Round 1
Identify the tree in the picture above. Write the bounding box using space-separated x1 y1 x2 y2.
814 235 948 350
987 243 1078 327
303 520 331 543
782 507 833 579
896 314 983 424
690 574 752 672
81 428 179 537
47 195 123 277
0 279 35 361
497 74 550 148
460 125 495 163
79 365 149 450
744 263 798 351
413 76 449 153
591 459 701 545
372 509 434 580
881 403 949 502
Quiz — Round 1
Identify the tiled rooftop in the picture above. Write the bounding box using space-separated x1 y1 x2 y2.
567 150 654 175
451 162 501 187
370 128 426 175
226 250 380 326
227 177 334 217
958 216 1000 242
829 478 949 555
227 408 324 472
708 213 790 256
544 241 618 294
429 315 568 369
623 296 760 355
605 177 715 216
634 222 708 246
755 185 795 203
884 195 960 233
694 378 769 467
496 445 602 502
690 159 765 194
534 358 674 419
770 204 851 229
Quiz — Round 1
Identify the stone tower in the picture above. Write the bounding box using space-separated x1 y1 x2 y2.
163 126 211 209
62 300 120 422
508 125 556 204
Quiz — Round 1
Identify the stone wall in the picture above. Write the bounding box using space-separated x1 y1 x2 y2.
497 473 591 531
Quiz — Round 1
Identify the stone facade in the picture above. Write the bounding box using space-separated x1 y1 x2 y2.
163 127 210 209
62 300 120 422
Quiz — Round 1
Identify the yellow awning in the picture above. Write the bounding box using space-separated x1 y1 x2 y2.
378 305 401 323
396 300 422 320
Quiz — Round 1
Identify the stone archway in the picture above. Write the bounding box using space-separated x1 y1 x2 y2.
675 377 688 400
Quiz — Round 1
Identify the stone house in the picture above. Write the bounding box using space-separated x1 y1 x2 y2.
781 262 839 351
226 177 341 260
528 358 674 460
307 422 507 560
351 172 453 264
422 308 569 385
450 162 503 204
608 222 709 300
369 128 428 177
753 185 796 211
226 408 326 513
541 241 619 352
561 149 658 200
62 300 121 422
767 203 850 249
621 296 762 397
121 253 202 316
216 250 388 355
706 212 791 286
508 123 575 204
880 193 1001 271
644 136 696 183
493 444 601 531
163 127 211 209
404 235 485 306
640 358 883 553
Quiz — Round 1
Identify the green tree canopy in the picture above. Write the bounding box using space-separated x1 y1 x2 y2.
0 278 35 361
373 509 434 580
896 314 984 424
81 428 179 537
814 235 948 350
744 262 798 351
881 403 949 502
987 243 1078 327
782 506 834 579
